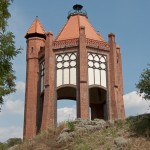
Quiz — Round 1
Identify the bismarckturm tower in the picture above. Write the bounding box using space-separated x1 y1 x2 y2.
24 4 125 139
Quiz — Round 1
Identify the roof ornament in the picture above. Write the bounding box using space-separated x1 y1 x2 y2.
68 4 87 19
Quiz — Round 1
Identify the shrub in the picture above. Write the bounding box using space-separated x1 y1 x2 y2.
117 119 126 129
67 121 75 132
6 138 22 148
127 114 150 137
0 142 7 150
56 121 68 134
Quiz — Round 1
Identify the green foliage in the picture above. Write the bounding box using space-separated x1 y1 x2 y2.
0 0 11 31
127 114 150 137
75 143 92 150
67 121 75 132
6 138 22 148
136 64 150 100
0 0 21 110
107 127 118 138
117 119 126 129
0 138 22 150
0 142 7 150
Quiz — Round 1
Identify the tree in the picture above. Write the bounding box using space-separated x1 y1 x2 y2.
6 138 22 147
0 138 22 149
0 0 21 110
0 142 7 150
136 64 150 100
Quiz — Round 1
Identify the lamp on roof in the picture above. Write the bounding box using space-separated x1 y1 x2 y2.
68 4 87 19
73 4 83 11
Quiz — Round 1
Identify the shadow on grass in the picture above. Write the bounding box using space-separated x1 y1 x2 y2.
126 114 150 137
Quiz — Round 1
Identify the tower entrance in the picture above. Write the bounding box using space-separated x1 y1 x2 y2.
89 87 107 120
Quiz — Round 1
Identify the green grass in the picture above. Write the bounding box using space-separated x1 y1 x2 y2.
9 114 150 150
67 121 75 132
75 143 92 150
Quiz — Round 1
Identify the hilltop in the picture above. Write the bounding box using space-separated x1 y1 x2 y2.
9 114 150 150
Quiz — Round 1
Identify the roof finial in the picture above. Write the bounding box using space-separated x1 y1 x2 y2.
73 4 83 11
68 4 87 19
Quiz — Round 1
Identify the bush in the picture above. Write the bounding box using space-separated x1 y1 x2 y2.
0 142 7 150
57 121 67 132
6 138 22 148
67 121 75 132
127 114 150 137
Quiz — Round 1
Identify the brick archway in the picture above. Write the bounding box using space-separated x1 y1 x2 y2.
57 86 76 100
56 86 77 123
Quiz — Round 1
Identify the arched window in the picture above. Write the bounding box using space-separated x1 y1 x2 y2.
56 52 77 87
88 52 107 88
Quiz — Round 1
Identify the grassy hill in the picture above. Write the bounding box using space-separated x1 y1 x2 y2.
9 114 150 150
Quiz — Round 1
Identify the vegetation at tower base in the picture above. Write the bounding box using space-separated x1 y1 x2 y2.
136 64 150 100
0 0 21 110
10 114 150 150
0 138 22 149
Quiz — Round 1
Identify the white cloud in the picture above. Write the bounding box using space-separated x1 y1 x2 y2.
5 99 24 115
0 81 25 116
124 91 150 117
0 99 24 116
0 106 76 142
57 106 76 123
0 81 24 142
0 126 23 142
16 81 25 92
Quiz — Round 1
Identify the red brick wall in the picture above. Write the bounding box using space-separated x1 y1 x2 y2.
24 32 125 139
77 26 89 118
41 32 56 129
24 37 45 139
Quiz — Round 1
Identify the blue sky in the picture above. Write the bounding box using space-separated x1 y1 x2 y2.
0 0 150 142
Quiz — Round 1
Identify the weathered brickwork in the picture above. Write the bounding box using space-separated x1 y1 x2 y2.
24 5 125 139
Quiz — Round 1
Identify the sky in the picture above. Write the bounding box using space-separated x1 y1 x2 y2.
0 0 150 142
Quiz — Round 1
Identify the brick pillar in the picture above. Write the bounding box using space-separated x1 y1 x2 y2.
77 26 89 119
108 33 118 120
24 37 45 139
116 46 125 118
41 32 56 130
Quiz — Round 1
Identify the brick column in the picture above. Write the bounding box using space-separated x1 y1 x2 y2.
116 46 125 118
24 37 45 139
77 26 89 119
41 32 56 130
108 33 118 120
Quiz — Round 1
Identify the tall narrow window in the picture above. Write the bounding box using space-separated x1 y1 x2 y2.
88 52 107 88
40 61 45 92
56 52 77 87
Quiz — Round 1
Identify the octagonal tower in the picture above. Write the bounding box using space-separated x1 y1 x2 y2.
24 5 125 139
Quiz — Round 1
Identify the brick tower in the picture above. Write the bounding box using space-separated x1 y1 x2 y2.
24 4 125 139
